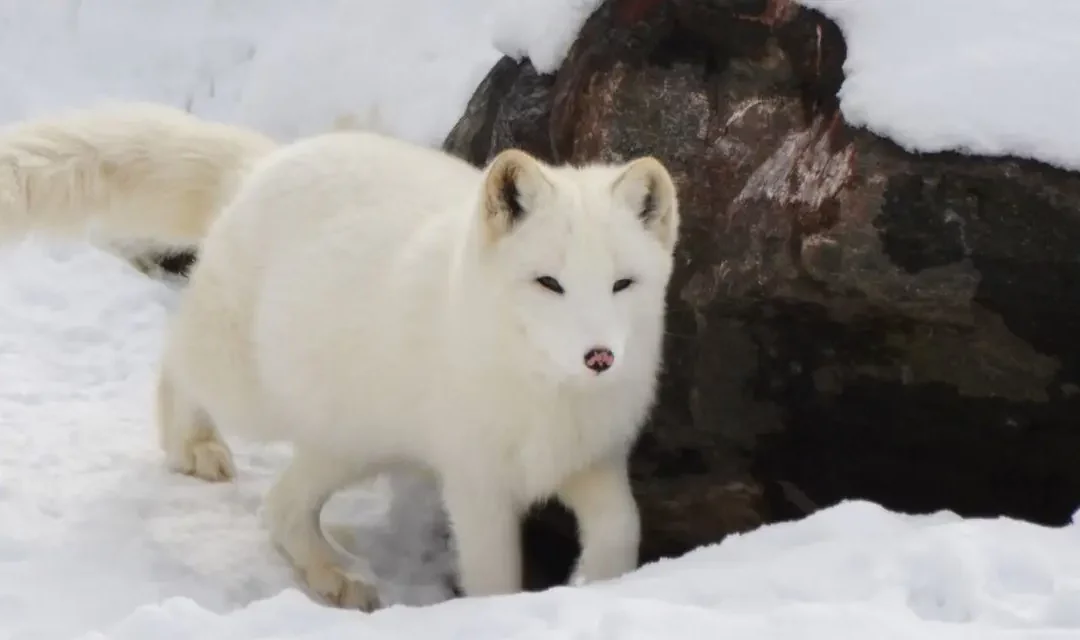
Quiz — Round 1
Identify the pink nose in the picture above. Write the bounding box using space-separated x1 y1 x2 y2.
584 347 615 373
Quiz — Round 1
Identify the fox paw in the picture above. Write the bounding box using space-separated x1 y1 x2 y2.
172 438 235 482
304 563 382 612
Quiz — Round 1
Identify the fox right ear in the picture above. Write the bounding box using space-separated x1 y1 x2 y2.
611 156 680 252
480 148 552 242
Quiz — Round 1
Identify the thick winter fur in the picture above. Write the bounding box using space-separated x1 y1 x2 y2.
0 102 276 270
151 130 678 610
156 132 681 609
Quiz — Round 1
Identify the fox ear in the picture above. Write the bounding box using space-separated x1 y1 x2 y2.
480 148 552 241
612 156 680 251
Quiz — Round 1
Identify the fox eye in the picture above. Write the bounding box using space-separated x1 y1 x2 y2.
612 278 635 293
535 275 565 294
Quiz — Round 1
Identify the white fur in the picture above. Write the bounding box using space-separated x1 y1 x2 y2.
159 131 680 609
0 102 276 269
8 103 681 610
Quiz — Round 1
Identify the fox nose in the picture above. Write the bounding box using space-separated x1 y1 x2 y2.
584 347 615 373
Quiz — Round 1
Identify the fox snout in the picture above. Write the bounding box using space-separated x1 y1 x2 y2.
583 346 615 373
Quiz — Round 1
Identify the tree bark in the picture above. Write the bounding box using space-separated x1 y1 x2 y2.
443 0 1080 590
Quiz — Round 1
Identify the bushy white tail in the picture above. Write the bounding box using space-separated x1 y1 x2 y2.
0 102 277 249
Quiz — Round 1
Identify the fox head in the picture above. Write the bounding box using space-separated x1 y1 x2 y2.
472 148 680 384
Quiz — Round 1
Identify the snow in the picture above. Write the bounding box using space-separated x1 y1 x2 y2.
0 0 597 147
796 0 1080 171
2 0 1080 639
491 0 603 73
74 503 1080 639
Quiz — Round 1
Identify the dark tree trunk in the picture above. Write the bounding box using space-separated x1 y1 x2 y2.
442 0 1080 590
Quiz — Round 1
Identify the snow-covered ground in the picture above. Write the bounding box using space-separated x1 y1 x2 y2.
0 0 597 147
88 502 1080 639
798 0 1080 171
1 1 1080 639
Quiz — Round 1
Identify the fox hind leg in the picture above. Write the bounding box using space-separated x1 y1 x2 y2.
265 446 382 611
156 364 235 482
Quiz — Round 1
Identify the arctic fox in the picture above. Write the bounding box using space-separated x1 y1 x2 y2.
0 102 276 271
10 103 681 609
156 131 681 610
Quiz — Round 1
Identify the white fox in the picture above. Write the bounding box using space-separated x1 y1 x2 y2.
2 103 681 611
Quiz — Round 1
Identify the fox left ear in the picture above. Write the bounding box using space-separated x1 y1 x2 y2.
611 156 680 251
480 148 553 243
